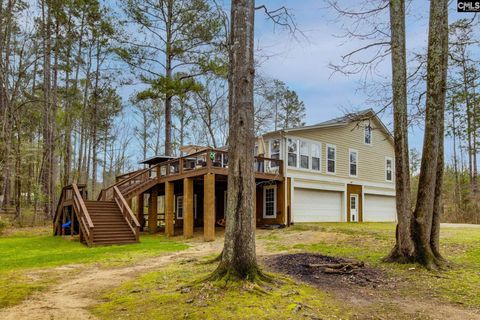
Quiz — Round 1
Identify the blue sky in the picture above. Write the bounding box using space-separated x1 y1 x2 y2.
252 0 478 160
118 0 478 165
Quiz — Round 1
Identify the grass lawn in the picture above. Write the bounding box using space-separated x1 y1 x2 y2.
2 223 479 319
92 223 480 319
92 258 349 320
0 227 188 308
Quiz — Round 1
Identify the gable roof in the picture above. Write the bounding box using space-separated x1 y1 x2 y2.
265 108 393 141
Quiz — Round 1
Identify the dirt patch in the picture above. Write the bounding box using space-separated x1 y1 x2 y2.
266 253 385 289
0 239 223 320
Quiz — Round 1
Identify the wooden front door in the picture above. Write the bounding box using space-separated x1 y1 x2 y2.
347 184 363 222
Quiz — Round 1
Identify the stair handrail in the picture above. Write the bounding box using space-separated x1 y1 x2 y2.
53 184 87 234
98 164 160 200
72 183 94 246
113 186 141 241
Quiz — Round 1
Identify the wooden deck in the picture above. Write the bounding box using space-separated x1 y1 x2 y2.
98 148 283 201
55 149 283 246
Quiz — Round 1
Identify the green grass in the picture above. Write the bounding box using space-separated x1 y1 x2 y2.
280 223 480 308
0 229 188 272
92 259 349 320
0 227 189 309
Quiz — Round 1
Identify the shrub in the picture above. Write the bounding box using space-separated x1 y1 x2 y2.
0 217 6 235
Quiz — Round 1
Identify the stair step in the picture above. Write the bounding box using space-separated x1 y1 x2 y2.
94 226 132 230
88 210 122 215
94 232 135 238
93 240 137 245
93 234 135 242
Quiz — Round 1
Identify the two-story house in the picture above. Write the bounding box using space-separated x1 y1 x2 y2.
54 109 396 246
260 108 397 224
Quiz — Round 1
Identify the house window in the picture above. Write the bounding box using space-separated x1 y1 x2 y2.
364 124 372 145
300 140 310 169
385 157 393 182
311 143 321 171
327 144 336 173
175 195 197 219
349 149 358 177
263 185 277 218
287 138 298 167
176 195 183 219
270 139 280 159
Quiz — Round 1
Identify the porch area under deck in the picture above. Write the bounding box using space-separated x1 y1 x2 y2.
121 148 286 241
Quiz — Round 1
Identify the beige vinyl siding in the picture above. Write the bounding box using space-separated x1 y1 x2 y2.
284 119 395 185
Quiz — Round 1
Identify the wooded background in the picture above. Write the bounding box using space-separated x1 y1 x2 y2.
0 0 478 225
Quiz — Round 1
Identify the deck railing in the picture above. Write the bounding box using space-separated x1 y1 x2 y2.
54 184 87 234
98 164 160 200
72 184 94 246
113 186 140 241
97 148 283 201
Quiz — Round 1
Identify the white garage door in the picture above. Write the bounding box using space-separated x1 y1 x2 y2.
364 194 396 222
293 188 343 222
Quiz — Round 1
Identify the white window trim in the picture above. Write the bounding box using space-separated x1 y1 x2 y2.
364 123 373 146
326 144 337 174
287 138 298 168
176 195 183 219
269 139 280 159
385 156 393 182
311 142 322 172
263 185 277 219
284 136 322 173
349 148 358 177
299 140 310 170
175 194 197 219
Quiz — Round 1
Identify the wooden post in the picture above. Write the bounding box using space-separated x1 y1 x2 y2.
183 178 194 239
253 184 257 226
287 177 292 227
165 181 175 237
203 173 215 241
137 193 144 230
277 180 285 225
148 189 158 233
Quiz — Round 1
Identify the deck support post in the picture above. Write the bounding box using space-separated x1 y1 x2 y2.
277 179 286 225
165 181 175 237
183 178 194 239
148 189 158 233
203 173 215 241
136 193 145 231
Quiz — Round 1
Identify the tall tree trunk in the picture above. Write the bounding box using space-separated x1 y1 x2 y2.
41 0 53 218
164 0 173 156
91 41 100 198
451 103 461 211
211 0 263 280
385 0 415 262
412 0 448 269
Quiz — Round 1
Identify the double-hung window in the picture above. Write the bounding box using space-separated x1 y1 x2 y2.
385 157 393 182
364 124 372 145
270 139 280 160
349 149 358 177
176 195 183 219
263 185 277 218
327 144 336 174
269 139 280 168
299 140 310 169
311 143 321 171
287 138 298 167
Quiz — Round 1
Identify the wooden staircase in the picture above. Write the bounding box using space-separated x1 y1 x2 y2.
85 200 137 245
54 184 140 247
